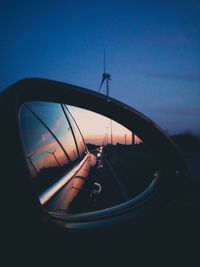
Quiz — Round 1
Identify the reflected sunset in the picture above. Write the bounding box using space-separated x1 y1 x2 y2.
67 105 142 146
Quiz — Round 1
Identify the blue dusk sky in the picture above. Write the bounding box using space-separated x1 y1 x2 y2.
0 0 200 135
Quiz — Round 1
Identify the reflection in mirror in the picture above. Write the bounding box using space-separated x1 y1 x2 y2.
19 102 159 215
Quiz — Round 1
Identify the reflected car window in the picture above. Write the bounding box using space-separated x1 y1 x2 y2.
64 105 87 159
19 103 80 194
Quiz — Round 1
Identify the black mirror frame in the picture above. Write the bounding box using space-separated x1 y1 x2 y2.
0 78 188 232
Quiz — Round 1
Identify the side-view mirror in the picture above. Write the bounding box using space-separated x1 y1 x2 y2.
0 78 191 237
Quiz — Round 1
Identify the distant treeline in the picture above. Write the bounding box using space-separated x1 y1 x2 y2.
171 133 200 153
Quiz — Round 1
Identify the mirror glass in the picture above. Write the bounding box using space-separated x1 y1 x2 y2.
19 101 159 214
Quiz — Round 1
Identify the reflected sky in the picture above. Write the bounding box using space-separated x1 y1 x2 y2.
28 102 79 161
20 102 83 179
68 105 142 145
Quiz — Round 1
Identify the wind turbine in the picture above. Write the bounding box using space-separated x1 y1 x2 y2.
48 149 61 168
98 50 111 97
98 50 114 145
26 151 38 176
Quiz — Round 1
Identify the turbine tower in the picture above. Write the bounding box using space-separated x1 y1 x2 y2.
105 126 109 145
98 50 111 97
48 149 61 168
26 151 38 176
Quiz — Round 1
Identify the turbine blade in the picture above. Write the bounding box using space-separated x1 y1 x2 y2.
98 76 106 92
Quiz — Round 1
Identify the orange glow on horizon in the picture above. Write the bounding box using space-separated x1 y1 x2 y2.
68 106 143 145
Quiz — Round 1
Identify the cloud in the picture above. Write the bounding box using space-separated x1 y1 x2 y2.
138 70 200 81
152 32 189 47
146 106 200 116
